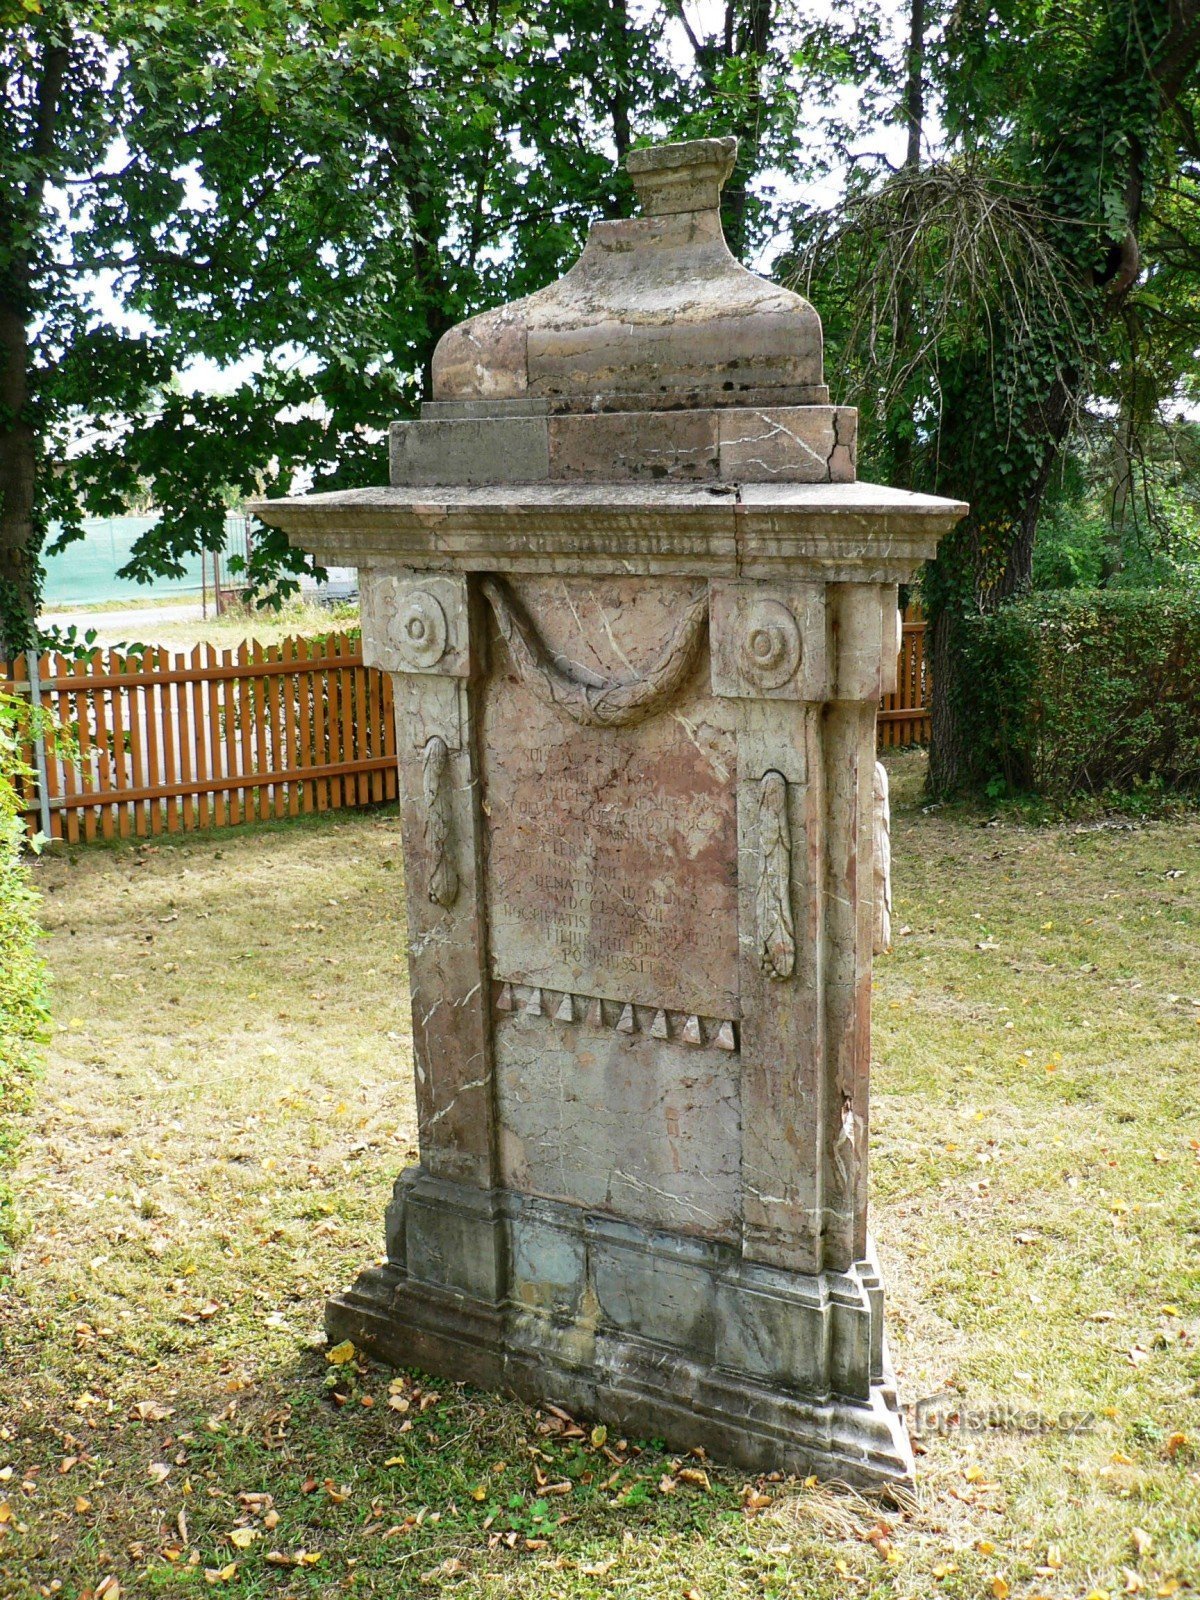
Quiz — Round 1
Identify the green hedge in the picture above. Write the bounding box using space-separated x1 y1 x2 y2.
960 591 1200 797
0 693 48 1259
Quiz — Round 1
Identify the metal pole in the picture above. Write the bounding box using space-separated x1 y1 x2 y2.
24 648 53 841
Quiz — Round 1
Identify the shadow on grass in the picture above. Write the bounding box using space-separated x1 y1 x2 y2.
4 1328 800 1597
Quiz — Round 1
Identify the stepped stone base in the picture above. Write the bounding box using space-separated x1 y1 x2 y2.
325 1171 914 1491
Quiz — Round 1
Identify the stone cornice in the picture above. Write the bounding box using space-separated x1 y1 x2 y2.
249 481 968 583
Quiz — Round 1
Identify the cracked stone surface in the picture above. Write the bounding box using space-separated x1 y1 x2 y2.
252 133 969 1489
495 1009 741 1238
482 576 739 1019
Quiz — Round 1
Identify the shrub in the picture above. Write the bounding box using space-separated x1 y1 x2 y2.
960 591 1200 798
0 692 48 1259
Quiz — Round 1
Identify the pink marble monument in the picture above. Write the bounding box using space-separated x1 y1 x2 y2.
253 135 966 1488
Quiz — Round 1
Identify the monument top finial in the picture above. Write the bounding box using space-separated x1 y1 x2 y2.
426 130 829 418
626 135 738 216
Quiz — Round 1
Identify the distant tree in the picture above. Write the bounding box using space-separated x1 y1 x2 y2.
1 0 871 658
791 0 1200 795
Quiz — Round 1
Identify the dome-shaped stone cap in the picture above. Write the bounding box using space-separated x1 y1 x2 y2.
431 136 826 413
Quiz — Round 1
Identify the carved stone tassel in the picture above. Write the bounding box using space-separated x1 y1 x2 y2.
873 759 892 955
756 770 795 980
422 735 458 908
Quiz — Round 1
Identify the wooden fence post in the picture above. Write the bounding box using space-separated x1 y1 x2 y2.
23 650 53 841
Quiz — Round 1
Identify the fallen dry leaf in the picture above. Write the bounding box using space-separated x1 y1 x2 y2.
419 1557 464 1581
131 1400 174 1422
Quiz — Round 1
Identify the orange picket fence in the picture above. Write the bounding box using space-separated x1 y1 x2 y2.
3 609 928 845
2 634 397 843
879 609 930 748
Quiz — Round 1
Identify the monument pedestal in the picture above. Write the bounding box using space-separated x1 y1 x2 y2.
254 136 966 1491
333 1173 911 1485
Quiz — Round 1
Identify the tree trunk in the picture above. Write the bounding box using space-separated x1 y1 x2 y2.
903 0 925 171
720 0 772 261
610 0 632 166
0 300 39 660
926 599 971 799
0 24 69 659
921 0 1200 796
887 0 925 488
1105 401 1135 581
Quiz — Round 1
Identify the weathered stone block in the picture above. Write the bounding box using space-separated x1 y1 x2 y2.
403 1175 506 1303
591 1227 720 1354
548 410 719 481
495 1012 742 1238
714 1267 829 1394
508 1199 586 1320
718 407 836 482
390 417 549 486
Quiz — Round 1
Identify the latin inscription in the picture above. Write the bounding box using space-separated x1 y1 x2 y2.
484 641 740 1018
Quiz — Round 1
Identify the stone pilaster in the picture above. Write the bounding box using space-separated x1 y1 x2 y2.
359 570 505 1303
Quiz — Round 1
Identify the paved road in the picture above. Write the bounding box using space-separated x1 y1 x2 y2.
40 603 205 642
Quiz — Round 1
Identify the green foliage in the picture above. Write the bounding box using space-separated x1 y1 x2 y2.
2 0 872 651
960 591 1200 799
790 0 1200 795
0 692 48 1257
1032 418 1200 592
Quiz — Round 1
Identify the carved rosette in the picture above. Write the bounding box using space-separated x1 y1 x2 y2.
739 600 801 691
359 573 472 678
710 581 827 702
394 590 448 671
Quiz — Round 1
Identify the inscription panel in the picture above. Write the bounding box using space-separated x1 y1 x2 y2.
495 1012 741 1239
483 577 740 1019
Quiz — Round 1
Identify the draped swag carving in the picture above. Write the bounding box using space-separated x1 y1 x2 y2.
481 577 708 728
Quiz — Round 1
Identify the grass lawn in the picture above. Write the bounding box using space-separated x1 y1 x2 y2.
2 752 1198 1599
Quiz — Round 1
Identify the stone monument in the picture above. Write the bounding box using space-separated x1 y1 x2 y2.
252 136 967 1489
